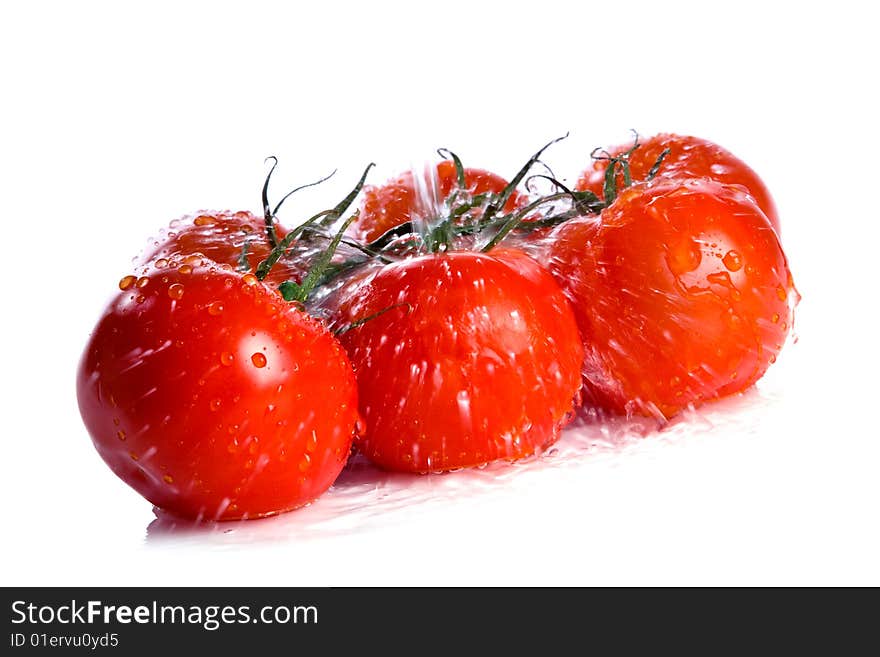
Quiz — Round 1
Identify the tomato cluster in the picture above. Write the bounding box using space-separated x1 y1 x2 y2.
77 133 797 521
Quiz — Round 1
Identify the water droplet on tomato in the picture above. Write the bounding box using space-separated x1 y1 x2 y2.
118 275 136 290
220 352 234 366
163 474 174 484
251 353 267 368
776 284 788 302
722 250 743 272
771 313 780 324
207 301 224 316
177 264 193 275
242 274 258 286
168 283 185 300
154 258 169 269
194 214 216 226
116 430 126 441
667 238 702 275
210 398 222 411
136 276 150 288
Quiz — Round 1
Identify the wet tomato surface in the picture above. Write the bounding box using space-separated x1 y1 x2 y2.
77 261 359 520
577 133 780 233
549 177 795 420
142 210 305 289
330 249 584 473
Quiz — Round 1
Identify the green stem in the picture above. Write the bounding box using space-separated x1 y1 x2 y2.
481 134 568 227
255 163 374 281
279 213 359 303
273 170 337 216
261 156 280 248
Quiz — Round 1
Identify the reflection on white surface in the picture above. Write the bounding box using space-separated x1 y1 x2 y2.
145 387 773 545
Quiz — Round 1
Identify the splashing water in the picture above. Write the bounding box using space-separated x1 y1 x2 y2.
409 161 444 242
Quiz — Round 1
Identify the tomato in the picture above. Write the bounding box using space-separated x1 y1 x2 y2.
77 259 359 520
548 178 796 420
576 133 780 233
330 249 584 473
353 160 526 242
143 210 304 289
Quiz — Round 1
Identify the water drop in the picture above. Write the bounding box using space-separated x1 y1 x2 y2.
118 275 136 290
220 352 234 366
136 276 150 288
251 353 267 368
667 238 701 275
116 430 126 441
178 264 193 275
154 258 169 269
210 398 222 411
163 474 174 484
168 283 185 300
208 301 224 316
194 214 216 226
722 250 743 271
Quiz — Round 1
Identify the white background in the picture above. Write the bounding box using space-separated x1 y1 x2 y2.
1 1 878 586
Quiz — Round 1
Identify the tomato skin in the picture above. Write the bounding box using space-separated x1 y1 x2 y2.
576 133 780 233
354 161 525 242
331 249 584 473
143 210 303 289
549 178 795 420
77 261 358 520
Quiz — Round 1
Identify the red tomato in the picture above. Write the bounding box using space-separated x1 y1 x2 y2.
330 249 584 473
144 210 304 289
77 260 359 520
548 178 796 420
354 160 526 242
577 133 780 233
